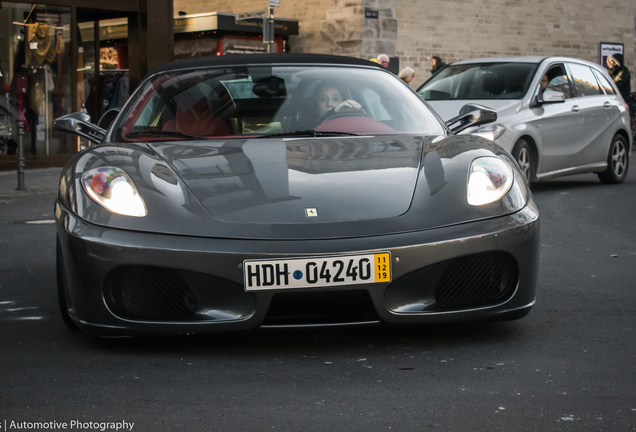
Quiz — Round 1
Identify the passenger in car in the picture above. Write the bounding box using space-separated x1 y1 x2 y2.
538 74 549 99
541 67 571 99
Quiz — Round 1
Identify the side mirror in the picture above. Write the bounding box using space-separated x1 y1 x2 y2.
533 90 565 107
445 103 497 134
97 108 120 130
540 90 565 104
53 112 106 144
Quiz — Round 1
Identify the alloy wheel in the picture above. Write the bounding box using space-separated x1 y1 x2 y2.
611 139 627 177
517 147 532 183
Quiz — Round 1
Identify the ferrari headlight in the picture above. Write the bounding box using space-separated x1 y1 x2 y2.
471 124 506 141
467 157 513 206
82 167 147 217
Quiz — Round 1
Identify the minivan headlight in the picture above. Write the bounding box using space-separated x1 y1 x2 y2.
471 124 506 141
467 157 513 206
82 167 147 217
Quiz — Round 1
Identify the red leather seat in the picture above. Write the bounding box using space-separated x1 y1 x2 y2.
164 98 231 137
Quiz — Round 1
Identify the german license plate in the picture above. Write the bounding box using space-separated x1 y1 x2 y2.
243 252 391 291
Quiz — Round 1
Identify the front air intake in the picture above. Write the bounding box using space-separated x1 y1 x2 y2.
435 252 518 309
104 266 198 321
263 290 379 326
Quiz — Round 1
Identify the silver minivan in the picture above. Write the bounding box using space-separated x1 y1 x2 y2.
418 56 631 183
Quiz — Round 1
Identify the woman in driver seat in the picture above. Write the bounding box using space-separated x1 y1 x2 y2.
313 82 365 127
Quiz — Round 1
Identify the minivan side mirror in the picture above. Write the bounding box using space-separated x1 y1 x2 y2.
53 112 106 144
540 90 565 103
533 90 566 107
445 103 497 134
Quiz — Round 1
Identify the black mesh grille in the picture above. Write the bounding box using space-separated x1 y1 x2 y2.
435 252 518 309
104 266 198 321
263 290 379 326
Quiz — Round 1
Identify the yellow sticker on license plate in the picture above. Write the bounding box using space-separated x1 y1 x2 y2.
244 252 392 291
374 253 391 282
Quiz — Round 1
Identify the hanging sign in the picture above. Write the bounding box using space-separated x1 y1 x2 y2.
365 8 379 19
224 38 269 54
236 10 267 21
599 42 624 68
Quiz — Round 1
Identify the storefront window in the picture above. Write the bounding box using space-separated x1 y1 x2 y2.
78 18 129 126
0 2 73 155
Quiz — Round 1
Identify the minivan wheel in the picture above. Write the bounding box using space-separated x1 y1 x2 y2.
512 139 535 184
56 238 78 330
598 134 629 184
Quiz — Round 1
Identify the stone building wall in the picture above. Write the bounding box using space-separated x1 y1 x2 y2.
174 0 634 89
396 0 636 89
320 0 398 58
173 0 333 54
173 0 398 56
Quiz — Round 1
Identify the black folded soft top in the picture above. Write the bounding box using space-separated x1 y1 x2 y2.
149 53 382 76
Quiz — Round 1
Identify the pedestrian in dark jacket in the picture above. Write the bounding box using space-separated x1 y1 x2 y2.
607 54 631 102
431 56 447 75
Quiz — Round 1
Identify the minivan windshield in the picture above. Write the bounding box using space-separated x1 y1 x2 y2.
113 65 445 141
418 62 538 100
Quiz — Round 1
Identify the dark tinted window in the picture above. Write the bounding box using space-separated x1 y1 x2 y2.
592 69 616 95
418 62 537 100
568 63 602 97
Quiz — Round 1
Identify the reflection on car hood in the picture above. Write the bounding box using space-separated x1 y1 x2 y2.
427 99 523 122
61 134 527 240
149 136 422 224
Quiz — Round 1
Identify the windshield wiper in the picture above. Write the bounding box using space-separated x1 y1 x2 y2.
125 130 209 141
258 130 360 138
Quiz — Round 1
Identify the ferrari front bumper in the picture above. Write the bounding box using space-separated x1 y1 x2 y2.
55 199 539 337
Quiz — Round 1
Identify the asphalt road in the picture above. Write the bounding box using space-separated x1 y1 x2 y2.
0 167 635 431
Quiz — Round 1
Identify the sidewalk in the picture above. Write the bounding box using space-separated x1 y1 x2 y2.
0 167 62 198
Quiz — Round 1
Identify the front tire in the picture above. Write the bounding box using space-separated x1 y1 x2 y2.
56 238 78 330
598 134 629 184
512 139 535 184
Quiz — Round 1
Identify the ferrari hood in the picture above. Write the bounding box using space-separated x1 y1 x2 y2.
148 136 423 224
61 135 527 240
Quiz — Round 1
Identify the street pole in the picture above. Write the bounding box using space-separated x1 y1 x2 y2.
267 6 275 53
1 67 13 156
264 0 278 53
17 121 25 190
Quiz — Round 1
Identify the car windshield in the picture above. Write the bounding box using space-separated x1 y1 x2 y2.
113 65 445 141
418 62 538 100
